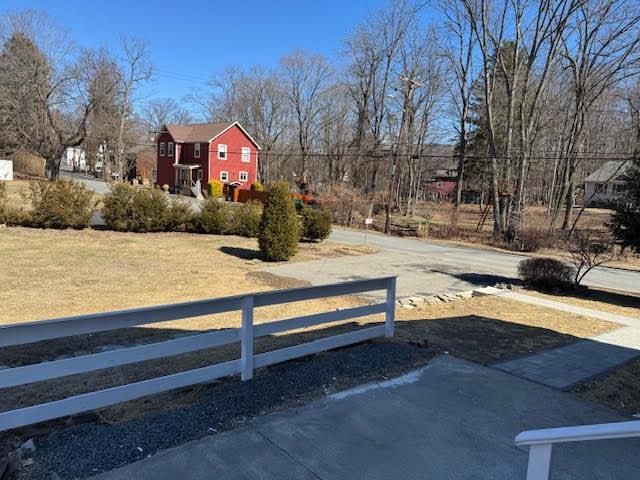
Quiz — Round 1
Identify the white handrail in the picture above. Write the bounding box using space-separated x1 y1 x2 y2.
515 420 640 480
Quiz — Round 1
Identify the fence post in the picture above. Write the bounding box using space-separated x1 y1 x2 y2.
241 295 254 381
385 277 396 337
525 444 552 480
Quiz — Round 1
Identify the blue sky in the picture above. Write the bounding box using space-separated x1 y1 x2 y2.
1 0 388 101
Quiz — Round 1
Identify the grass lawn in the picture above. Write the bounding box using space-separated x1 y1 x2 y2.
0 226 624 429
523 288 640 319
573 357 640 415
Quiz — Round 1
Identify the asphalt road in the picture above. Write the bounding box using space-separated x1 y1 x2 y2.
328 227 640 294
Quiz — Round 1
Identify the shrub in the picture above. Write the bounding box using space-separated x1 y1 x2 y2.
511 227 557 252
28 179 94 229
258 181 299 261
301 206 332 241
197 198 230 234
102 183 168 232
250 182 264 192
517 257 575 291
208 179 223 198
230 200 262 237
164 200 195 232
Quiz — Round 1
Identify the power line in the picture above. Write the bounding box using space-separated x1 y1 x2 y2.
83 135 637 163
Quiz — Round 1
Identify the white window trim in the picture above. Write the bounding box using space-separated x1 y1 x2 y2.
159 142 165 156
194 143 201 159
218 144 227 160
168 142 174 157
220 171 229 182
241 147 251 163
239 171 248 182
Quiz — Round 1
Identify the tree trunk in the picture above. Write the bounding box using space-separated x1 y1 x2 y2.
45 156 61 180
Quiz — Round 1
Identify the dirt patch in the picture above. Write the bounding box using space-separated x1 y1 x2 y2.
572 356 640 415
246 271 312 290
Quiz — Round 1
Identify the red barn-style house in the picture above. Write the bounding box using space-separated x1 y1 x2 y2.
156 122 260 195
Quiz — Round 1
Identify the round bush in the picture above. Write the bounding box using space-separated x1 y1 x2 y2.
102 183 168 232
197 198 230 234
28 179 94 229
208 179 223 198
258 181 299 261
517 257 576 290
230 200 262 237
250 182 264 192
301 206 332 241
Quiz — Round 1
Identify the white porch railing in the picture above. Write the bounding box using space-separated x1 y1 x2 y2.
0 276 396 432
515 420 640 479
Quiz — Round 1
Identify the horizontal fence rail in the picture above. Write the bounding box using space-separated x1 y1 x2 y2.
0 276 396 432
515 420 640 480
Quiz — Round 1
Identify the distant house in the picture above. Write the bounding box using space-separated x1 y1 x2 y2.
156 122 260 195
425 169 458 201
61 147 86 170
584 160 632 207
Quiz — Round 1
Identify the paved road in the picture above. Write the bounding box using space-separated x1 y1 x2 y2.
60 169 112 195
94 355 640 480
326 227 640 295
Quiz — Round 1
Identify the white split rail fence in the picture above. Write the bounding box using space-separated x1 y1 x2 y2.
0 276 396 432
515 420 640 479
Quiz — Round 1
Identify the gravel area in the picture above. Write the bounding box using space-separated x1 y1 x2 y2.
23 342 433 480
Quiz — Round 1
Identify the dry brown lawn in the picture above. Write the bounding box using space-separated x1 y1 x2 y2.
394 296 617 365
0 227 375 325
573 357 640 415
523 288 640 319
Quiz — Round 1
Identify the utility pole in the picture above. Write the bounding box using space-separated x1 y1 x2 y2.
385 76 422 235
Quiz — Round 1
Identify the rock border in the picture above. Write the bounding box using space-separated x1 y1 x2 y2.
396 284 515 309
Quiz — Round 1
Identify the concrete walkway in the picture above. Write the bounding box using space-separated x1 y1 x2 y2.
94 356 640 480
494 291 640 389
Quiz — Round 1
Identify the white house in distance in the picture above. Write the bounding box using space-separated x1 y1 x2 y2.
61 147 86 170
0 159 13 180
584 160 632 206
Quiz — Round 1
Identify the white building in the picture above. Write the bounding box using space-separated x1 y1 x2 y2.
61 147 86 169
0 159 13 180
584 160 632 207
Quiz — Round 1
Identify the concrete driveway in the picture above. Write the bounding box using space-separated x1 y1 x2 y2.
263 227 640 297
94 356 640 480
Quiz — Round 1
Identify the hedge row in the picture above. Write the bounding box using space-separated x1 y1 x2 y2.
1 180 332 260
0 179 94 229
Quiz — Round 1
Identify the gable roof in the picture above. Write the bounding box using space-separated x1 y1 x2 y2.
162 121 261 149
584 160 632 183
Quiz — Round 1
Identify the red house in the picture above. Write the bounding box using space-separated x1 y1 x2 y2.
156 122 260 195
425 169 458 201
